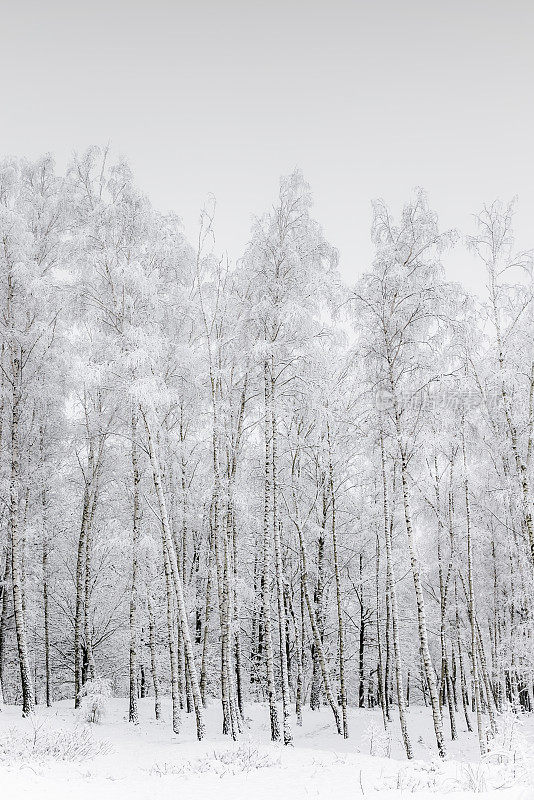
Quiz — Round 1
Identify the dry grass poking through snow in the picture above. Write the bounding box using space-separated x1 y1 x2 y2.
149 743 281 777
0 717 112 764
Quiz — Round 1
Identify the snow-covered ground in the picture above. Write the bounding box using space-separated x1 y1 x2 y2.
0 698 532 799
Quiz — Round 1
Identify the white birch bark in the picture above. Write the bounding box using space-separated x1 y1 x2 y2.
141 407 205 740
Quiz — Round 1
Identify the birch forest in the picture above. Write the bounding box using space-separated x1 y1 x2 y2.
2 148 534 767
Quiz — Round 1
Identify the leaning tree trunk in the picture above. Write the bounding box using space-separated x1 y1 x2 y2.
141 407 205 740
291 474 342 735
296 523 342 734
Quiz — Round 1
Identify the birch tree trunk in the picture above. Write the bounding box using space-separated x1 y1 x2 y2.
0 545 10 705
141 407 205 740
454 579 472 732
490 273 534 568
295 517 342 734
269 360 293 745
462 425 486 755
376 531 387 730
435 453 457 740
328 433 348 738
83 487 97 683
200 538 213 707
290 465 342 735
310 494 326 711
262 369 281 742
74 437 94 708
40 426 51 708
10 348 34 717
380 431 412 758
163 547 181 734
129 410 141 724
146 587 161 721
389 370 446 759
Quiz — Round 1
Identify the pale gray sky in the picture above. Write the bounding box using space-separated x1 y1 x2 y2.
1 0 532 292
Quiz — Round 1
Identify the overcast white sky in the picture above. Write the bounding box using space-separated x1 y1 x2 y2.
0 0 532 292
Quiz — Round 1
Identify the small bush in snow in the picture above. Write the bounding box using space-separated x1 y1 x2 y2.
483 711 533 788
0 720 112 764
79 677 112 724
458 763 489 794
150 744 281 778
365 720 392 757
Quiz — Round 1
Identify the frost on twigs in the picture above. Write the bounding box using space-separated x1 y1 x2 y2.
78 678 112 724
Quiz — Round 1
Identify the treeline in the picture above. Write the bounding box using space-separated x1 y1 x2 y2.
0 148 533 760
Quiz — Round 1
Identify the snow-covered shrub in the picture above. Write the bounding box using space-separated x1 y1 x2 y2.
206 744 281 774
0 721 112 763
365 720 392 757
150 745 281 778
484 711 533 788
457 763 489 794
389 762 458 794
79 677 112 724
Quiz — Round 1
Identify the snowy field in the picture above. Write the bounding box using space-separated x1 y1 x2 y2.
0 699 532 800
